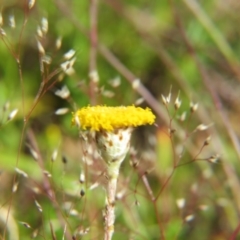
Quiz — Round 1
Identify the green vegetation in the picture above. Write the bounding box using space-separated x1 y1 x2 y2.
1 0 240 239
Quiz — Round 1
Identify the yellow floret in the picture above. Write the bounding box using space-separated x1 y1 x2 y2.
72 106 156 131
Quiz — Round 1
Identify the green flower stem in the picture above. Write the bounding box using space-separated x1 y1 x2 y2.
104 158 124 240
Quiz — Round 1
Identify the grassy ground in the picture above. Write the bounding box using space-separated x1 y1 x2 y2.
1 0 240 239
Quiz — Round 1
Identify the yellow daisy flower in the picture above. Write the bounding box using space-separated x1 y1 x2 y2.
72 105 155 131
72 105 156 240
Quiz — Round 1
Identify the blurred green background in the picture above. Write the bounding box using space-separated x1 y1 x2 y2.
1 0 240 239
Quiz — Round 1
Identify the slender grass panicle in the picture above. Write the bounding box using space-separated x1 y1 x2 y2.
72 105 155 240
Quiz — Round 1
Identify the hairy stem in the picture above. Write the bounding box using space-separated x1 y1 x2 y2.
104 160 122 240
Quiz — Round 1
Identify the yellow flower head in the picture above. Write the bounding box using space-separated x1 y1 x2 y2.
72 105 156 131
